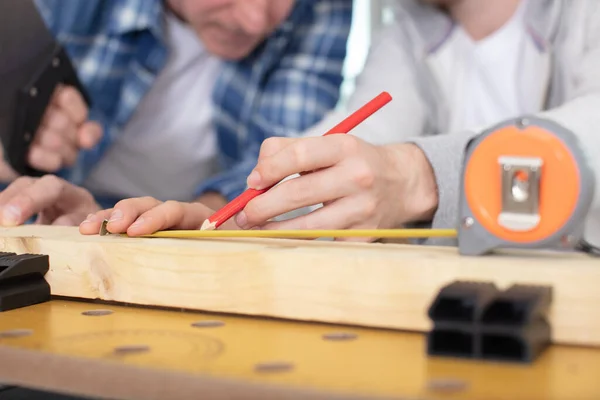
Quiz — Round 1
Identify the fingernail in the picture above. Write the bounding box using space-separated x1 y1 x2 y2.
235 211 247 228
1 205 21 226
130 217 144 228
108 209 123 222
82 213 101 223
247 171 261 188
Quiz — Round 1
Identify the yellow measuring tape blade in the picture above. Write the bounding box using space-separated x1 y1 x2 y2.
130 228 458 239
100 219 458 240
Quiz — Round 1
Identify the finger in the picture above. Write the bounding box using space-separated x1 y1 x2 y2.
34 127 71 151
79 209 114 235
256 137 299 161
38 106 77 145
237 164 355 229
126 201 215 236
0 175 68 226
0 160 18 182
256 194 372 233
77 121 103 149
104 197 163 233
35 208 60 225
0 177 35 207
55 85 88 125
38 85 61 126
248 135 349 190
27 146 63 172
31 129 78 166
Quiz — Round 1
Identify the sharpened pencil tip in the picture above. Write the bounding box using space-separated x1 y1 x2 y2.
201 220 217 231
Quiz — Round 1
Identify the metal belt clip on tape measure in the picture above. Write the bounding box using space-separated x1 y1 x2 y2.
458 116 595 256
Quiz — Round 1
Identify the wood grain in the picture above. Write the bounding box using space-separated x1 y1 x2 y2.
1 225 599 347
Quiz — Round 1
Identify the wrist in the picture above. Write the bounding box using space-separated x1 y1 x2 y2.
386 143 438 223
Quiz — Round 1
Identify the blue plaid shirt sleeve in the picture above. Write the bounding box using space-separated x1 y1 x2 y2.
194 1 353 202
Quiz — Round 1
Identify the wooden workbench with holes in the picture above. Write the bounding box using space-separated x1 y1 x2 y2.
1 225 600 400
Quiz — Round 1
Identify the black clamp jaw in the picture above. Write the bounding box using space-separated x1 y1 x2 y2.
0 252 50 312
5 43 91 177
427 280 552 363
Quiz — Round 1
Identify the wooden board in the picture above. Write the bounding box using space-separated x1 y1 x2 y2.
2 300 600 400
1 225 599 347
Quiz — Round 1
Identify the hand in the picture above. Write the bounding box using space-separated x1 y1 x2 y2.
79 197 239 236
196 191 228 211
0 175 100 226
0 85 102 182
25 85 102 175
234 135 439 241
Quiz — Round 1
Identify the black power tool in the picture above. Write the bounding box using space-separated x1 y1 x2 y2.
0 0 91 176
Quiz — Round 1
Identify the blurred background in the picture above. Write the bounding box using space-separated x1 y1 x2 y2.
339 0 395 108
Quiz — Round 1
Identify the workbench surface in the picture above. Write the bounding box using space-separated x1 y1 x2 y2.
0 300 598 400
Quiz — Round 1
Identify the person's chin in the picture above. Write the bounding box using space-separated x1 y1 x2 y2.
200 29 258 59
209 42 257 60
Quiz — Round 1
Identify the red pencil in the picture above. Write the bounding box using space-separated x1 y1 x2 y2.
201 91 393 230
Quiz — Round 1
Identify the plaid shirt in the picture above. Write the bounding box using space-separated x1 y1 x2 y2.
33 0 352 207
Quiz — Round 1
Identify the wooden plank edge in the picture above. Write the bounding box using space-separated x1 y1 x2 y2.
0 345 397 400
1 225 600 348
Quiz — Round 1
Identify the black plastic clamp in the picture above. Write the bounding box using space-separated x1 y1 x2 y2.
0 252 50 312
427 280 552 363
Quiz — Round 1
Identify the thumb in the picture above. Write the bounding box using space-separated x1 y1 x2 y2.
0 160 19 182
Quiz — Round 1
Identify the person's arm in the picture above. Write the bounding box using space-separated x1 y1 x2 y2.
193 0 353 204
301 17 429 143
408 2 600 246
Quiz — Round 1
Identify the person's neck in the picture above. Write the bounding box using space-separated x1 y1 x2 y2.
448 0 523 41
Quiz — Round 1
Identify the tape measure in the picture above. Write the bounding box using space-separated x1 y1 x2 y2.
458 116 595 255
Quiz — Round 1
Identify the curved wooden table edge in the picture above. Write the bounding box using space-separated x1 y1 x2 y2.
0 344 405 400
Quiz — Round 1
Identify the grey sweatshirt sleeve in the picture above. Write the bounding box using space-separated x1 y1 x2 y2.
410 94 600 247
406 130 476 246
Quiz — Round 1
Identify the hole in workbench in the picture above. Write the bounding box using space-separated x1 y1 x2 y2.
254 361 294 373
322 332 358 341
426 378 469 393
0 329 33 338
82 309 114 316
113 345 151 355
191 320 225 328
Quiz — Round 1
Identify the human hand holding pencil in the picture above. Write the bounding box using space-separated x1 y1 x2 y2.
81 91 441 239
201 91 393 231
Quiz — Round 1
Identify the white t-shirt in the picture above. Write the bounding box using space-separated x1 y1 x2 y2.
84 13 222 202
430 0 539 132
